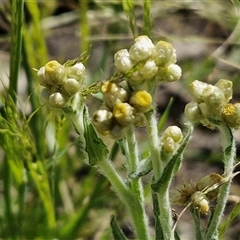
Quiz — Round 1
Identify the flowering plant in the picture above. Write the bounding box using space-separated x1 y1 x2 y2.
37 35 240 240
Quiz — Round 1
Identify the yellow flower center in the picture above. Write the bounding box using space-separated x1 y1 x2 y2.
222 103 235 116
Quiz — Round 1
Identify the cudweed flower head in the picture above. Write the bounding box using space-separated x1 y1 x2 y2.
160 126 183 158
101 81 129 109
184 101 203 123
152 41 177 67
139 60 158 80
44 60 67 85
191 191 210 214
113 102 135 127
222 103 240 128
189 80 209 103
62 78 81 96
129 35 154 63
163 125 183 143
202 85 225 108
196 173 223 201
114 49 133 73
92 109 114 134
130 90 152 113
48 92 67 108
67 62 86 82
215 79 233 103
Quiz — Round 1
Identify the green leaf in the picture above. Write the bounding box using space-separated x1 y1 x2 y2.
110 215 129 240
152 193 164 240
83 107 109 166
219 200 240 238
129 157 152 179
152 123 193 192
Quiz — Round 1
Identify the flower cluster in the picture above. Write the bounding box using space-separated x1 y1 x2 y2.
37 60 86 108
92 35 181 139
170 173 223 214
184 79 240 129
92 80 152 139
114 35 182 90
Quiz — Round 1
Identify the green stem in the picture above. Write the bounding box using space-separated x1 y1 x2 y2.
98 158 150 240
145 110 162 179
124 126 151 240
145 110 173 240
204 124 236 240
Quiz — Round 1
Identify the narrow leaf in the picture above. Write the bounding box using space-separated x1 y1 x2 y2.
110 215 129 240
219 200 240 238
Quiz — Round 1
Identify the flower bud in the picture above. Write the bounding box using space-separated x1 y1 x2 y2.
202 85 225 108
67 63 86 82
113 102 135 126
114 49 133 73
37 66 48 87
163 126 183 143
63 78 81 96
215 79 232 103
196 173 223 201
130 90 152 113
48 92 67 108
45 60 67 85
156 64 182 82
189 80 210 103
101 81 129 109
92 109 114 133
191 191 209 214
153 41 176 66
198 102 212 118
184 101 203 123
162 136 176 153
139 60 158 80
129 35 154 63
222 103 240 128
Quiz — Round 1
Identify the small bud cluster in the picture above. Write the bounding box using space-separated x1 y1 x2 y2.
170 173 223 214
184 79 240 129
114 35 181 90
92 80 152 139
160 126 183 158
37 60 86 108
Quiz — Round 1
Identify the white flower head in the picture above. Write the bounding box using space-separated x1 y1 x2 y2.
129 35 154 63
153 41 177 66
139 60 158 80
114 49 133 73
48 92 67 108
67 63 86 82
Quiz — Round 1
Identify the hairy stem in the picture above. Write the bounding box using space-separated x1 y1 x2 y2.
204 124 236 240
145 110 173 240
